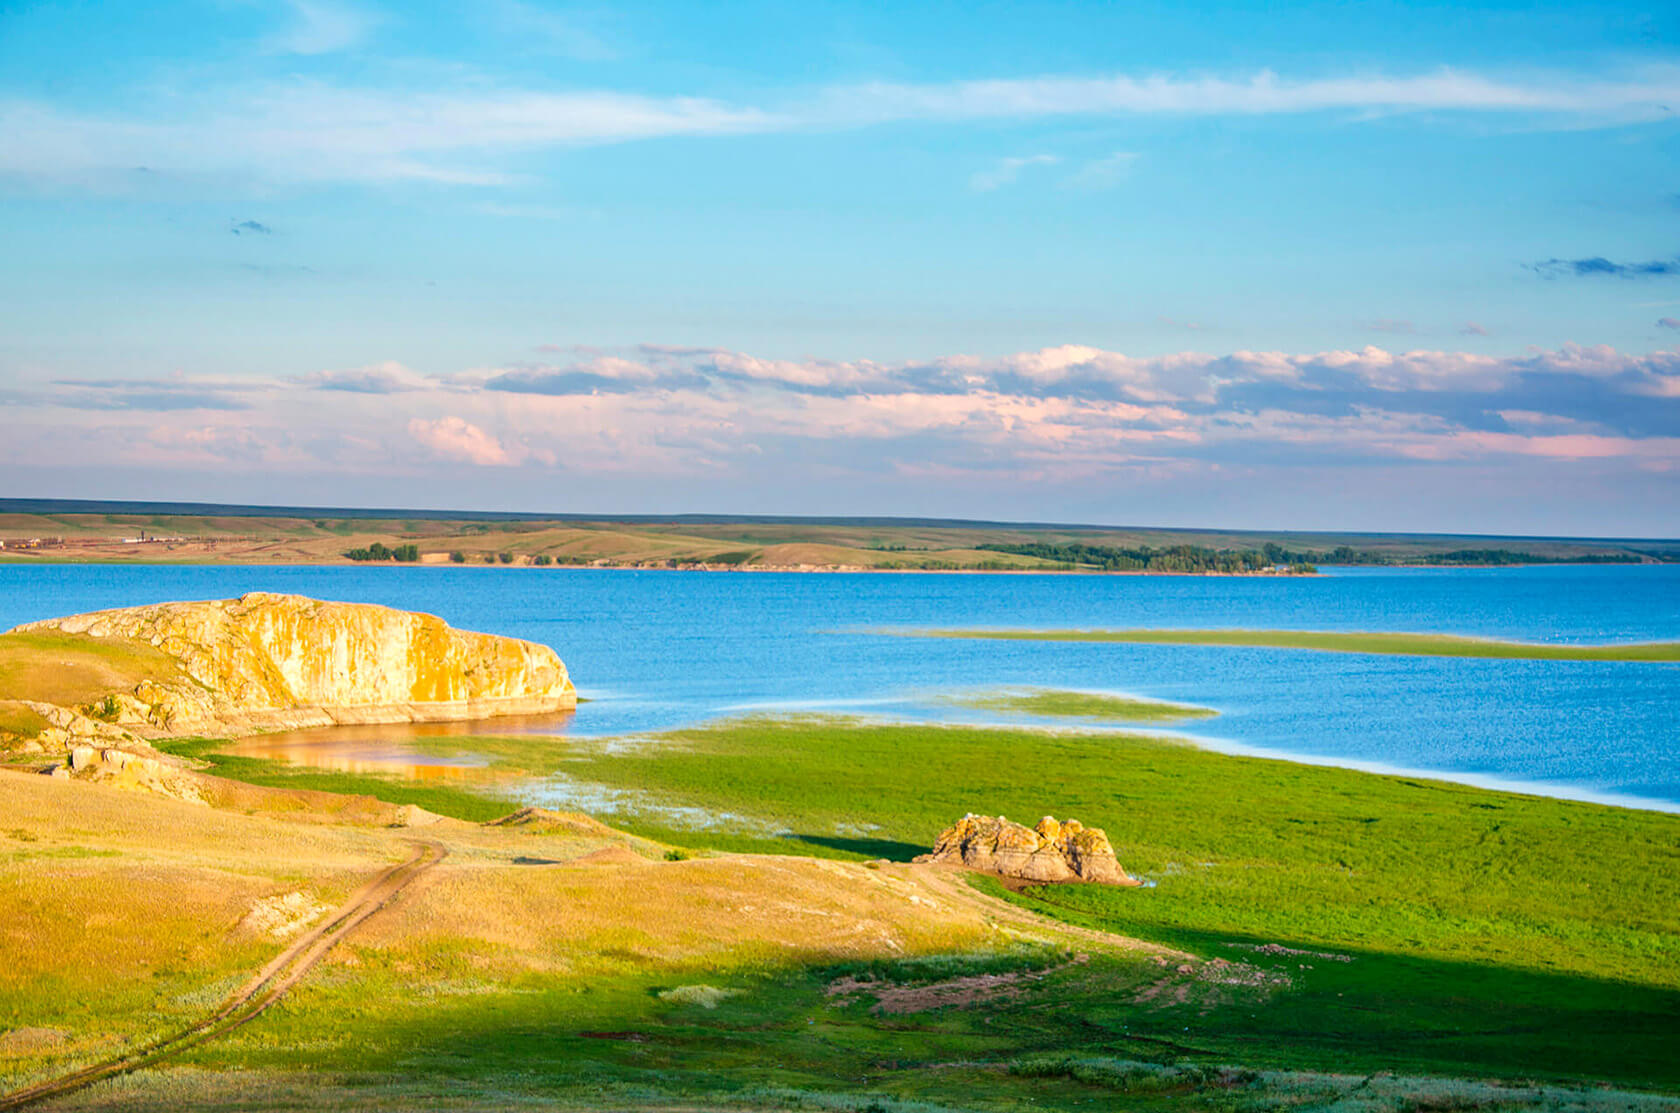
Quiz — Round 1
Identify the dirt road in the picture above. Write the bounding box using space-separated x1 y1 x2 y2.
0 840 446 1111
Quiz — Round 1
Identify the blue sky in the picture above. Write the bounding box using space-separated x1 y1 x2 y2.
1 0 1677 533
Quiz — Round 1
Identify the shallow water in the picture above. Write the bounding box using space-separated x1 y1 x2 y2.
1 563 1676 809
225 715 575 780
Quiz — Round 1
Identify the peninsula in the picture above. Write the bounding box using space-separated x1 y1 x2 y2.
0 593 575 756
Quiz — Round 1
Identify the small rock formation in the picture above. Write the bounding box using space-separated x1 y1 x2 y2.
916 814 1139 886
40 745 208 805
8 592 575 737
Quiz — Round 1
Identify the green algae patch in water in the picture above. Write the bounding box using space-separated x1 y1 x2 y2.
943 688 1216 723
904 628 1680 661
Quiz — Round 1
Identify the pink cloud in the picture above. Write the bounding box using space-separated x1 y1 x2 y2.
4 341 1676 492
407 416 516 466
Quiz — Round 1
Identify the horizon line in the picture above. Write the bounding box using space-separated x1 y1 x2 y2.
3 497 1676 548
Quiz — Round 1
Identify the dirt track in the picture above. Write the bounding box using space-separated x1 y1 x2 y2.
0 841 446 1111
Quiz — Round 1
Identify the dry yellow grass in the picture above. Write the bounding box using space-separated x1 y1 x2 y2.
0 769 1147 1097
0 702 48 739
752 542 874 566
351 852 1114 982
0 772 399 1086
0 631 187 709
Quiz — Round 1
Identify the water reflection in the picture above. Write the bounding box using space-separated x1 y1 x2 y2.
228 710 576 780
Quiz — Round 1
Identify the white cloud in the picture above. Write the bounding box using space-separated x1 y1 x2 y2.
484 0 617 61
0 87 781 188
817 67 1680 125
4 64 1678 190
263 1 377 56
970 154 1058 192
1065 151 1137 190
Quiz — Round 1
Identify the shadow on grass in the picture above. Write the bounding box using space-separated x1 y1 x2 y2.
986 878 1680 1088
225 931 1680 1112
785 833 926 860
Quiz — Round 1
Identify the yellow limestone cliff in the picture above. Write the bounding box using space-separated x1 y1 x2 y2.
8 592 575 736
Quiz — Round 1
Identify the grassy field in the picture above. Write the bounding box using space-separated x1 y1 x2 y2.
911 627 1680 661
0 629 188 707
159 715 1680 1095
945 688 1217 723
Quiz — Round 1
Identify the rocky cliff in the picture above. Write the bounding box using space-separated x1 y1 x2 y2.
916 814 1138 885
8 592 575 737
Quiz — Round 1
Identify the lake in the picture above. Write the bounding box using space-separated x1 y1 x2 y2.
2 563 1676 811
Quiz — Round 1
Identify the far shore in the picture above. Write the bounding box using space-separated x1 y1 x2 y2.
0 552 1321 575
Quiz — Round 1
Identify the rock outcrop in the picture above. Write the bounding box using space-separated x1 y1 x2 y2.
916 814 1139 886
8 592 575 737
41 744 209 806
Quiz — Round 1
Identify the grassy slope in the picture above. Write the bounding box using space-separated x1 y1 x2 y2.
13 722 1680 1108
0 775 390 1086
0 702 48 737
916 628 1680 661
0 630 187 707
946 688 1217 723
355 717 1680 1087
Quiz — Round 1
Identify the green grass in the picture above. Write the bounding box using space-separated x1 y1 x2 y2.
904 628 1680 661
293 715 1680 1090
150 934 1680 1112
944 688 1217 723
144 716 1680 1099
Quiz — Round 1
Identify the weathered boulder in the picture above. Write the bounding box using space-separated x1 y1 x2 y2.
8 592 575 736
916 814 1138 886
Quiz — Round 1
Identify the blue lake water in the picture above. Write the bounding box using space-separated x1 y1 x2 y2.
2 563 1677 811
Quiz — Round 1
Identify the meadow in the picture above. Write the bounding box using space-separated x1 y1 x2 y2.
159 715 1680 1098
0 630 186 712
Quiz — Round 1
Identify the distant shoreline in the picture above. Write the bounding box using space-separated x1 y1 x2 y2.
2 506 1671 572
0 554 1319 575
6 553 1676 573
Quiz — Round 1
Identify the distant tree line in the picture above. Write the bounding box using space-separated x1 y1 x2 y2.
1265 544 1648 567
343 542 419 562
977 542 1314 574
980 539 1658 571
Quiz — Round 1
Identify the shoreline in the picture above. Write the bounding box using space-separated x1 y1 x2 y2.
0 555 1318 575
6 553 1672 574
1155 725 1680 816
10 555 1673 574
347 699 1680 819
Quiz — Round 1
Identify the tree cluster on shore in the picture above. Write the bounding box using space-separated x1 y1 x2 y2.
977 542 1316 574
343 542 419 563
979 539 1657 572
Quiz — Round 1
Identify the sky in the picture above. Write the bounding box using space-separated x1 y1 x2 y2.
1 0 1678 535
